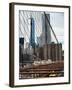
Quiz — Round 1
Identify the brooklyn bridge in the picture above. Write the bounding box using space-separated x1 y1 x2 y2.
19 11 64 79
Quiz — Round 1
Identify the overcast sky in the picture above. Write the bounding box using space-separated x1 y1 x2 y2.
50 12 64 49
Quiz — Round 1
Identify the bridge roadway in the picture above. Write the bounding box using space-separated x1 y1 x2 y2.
19 61 64 78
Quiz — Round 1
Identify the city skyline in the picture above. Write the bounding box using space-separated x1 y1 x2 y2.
19 10 64 49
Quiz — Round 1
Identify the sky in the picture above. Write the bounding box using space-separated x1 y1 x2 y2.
50 12 64 49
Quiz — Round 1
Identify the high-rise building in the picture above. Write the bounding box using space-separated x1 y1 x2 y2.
42 13 51 45
30 18 35 48
19 38 24 63
43 43 63 61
